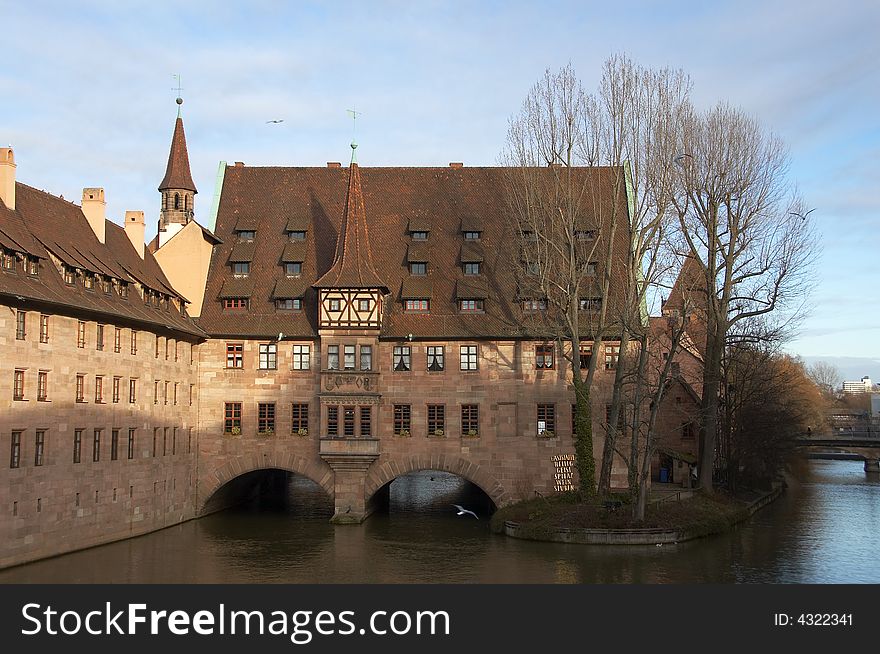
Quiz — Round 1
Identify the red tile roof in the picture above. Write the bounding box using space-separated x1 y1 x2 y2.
197 164 630 339
1 183 203 337
158 117 197 193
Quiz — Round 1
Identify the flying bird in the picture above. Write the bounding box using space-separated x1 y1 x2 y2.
452 504 479 519
266 119 284 124
790 208 816 221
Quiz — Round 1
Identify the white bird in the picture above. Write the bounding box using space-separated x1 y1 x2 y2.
452 504 479 519
277 332 284 342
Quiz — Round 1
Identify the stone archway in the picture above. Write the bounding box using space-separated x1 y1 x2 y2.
364 454 510 509
198 453 334 515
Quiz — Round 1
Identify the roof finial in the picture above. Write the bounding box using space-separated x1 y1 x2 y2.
172 74 184 117
346 108 361 164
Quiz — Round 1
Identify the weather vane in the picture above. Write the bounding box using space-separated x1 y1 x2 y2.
346 108 362 162
172 74 184 116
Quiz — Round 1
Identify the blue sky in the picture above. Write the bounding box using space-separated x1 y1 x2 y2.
1 1 878 372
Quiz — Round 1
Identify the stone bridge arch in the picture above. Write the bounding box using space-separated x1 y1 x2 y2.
364 454 511 509
198 452 335 515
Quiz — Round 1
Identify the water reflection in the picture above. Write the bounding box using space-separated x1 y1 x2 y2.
1 462 878 583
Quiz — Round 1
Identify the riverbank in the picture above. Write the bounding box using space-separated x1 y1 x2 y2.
491 485 783 545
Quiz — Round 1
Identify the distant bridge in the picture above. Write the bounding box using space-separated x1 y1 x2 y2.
795 434 880 472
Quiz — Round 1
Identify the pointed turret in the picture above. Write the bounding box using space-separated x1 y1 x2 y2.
158 98 197 246
315 143 387 329
315 145 387 291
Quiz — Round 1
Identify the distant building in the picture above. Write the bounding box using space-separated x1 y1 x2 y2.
842 376 873 394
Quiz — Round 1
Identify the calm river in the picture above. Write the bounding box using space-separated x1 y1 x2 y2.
2 459 878 583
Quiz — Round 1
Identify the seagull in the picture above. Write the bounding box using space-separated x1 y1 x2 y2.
452 504 479 519
790 208 816 221
277 332 284 342
266 119 284 124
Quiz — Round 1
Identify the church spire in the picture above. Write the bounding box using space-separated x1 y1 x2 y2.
315 144 387 291
159 99 197 193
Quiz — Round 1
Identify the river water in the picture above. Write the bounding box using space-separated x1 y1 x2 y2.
2 459 878 583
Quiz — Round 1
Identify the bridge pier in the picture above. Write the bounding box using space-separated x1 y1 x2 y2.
865 459 880 473
319 438 380 524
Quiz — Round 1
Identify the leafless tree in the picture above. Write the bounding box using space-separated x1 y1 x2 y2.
672 103 819 492
807 361 842 398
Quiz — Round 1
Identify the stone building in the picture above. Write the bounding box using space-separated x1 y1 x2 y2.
1 108 640 566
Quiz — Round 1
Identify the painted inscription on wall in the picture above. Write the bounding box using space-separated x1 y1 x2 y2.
551 454 576 492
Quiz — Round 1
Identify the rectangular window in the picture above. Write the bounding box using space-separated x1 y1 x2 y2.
163 381 169 405
39 314 49 343
462 405 480 436
585 261 598 276
410 231 428 240
284 262 302 277
343 406 355 437
114 327 121 353
152 428 158 457
276 298 302 310
463 262 480 275
359 406 372 437
523 299 547 312
129 379 137 404
535 344 555 369
579 343 593 369
393 345 411 372
173 382 178 405
358 298 371 312
174 340 179 362
258 403 276 433
101 276 111 294
155 335 160 358
410 262 427 276
95 376 104 403
463 231 481 240
576 229 597 241
343 344 356 370
84 273 95 290
292 345 310 370
189 384 194 406
232 262 250 277
172 427 178 455
165 338 170 360
291 404 309 434
93 429 101 462
428 404 445 436
163 428 168 456
188 428 192 454
359 345 373 371
226 343 244 368
10 431 21 469
393 404 411 435
76 374 85 402
427 346 444 372
238 230 255 241
259 343 277 369
77 321 86 348
64 266 75 284
13 369 25 400
224 403 242 433
327 345 340 370
579 297 602 311
459 299 484 312
223 298 248 310
111 429 119 461
96 324 104 351
537 404 556 436
34 430 45 466
288 230 306 241
327 406 339 437
681 422 696 441
153 380 159 404
112 376 121 403
128 429 135 460
329 298 341 312
37 371 48 401
131 330 138 355
605 344 620 370
73 429 82 463
404 299 429 312
460 345 478 371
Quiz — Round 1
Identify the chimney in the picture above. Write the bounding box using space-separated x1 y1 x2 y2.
233 161 244 167
327 162 341 168
81 188 106 243
0 147 15 210
449 162 463 169
124 211 145 258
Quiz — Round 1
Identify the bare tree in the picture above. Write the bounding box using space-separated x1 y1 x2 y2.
672 103 819 492
501 64 628 496
807 361 842 398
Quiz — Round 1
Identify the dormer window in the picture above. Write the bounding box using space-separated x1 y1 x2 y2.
459 299 484 313
411 231 428 241
523 299 547 312
101 277 112 294
585 261 598 276
237 230 255 242
522 230 537 242
233 262 250 278
576 229 597 240
27 257 39 276
580 297 602 311
63 266 75 285
285 262 302 277
410 262 427 276
405 299 429 313
223 298 248 310
119 282 128 299
0 250 14 270
83 273 95 290
288 230 306 241
463 231 481 240
463 262 480 276
276 298 302 311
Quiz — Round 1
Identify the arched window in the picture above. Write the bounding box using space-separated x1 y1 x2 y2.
174 193 180 210
184 195 188 210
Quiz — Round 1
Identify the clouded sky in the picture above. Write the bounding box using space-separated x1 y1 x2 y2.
2 1 878 369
